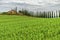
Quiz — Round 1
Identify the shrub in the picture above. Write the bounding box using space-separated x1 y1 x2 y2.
1 12 8 15
19 10 31 16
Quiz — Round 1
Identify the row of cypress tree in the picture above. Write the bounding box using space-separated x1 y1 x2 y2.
19 9 60 18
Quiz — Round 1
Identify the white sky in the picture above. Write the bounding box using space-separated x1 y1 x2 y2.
0 0 60 5
0 0 60 12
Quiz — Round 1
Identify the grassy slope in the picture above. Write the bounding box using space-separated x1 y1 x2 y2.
0 15 60 40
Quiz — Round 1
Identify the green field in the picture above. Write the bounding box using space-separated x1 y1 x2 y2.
0 15 60 40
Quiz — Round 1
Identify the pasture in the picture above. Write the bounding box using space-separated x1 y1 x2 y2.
0 15 60 40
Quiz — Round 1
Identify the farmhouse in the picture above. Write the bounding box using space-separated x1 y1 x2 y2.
8 10 17 15
8 7 17 15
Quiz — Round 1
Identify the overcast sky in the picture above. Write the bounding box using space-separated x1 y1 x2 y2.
0 0 60 5
0 0 60 12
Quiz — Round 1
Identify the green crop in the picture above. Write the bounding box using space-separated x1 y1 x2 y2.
0 15 60 40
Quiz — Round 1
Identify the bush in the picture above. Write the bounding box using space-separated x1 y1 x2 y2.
1 12 8 15
19 10 31 16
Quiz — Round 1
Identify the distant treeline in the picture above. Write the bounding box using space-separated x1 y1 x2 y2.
19 9 60 18
0 9 60 18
